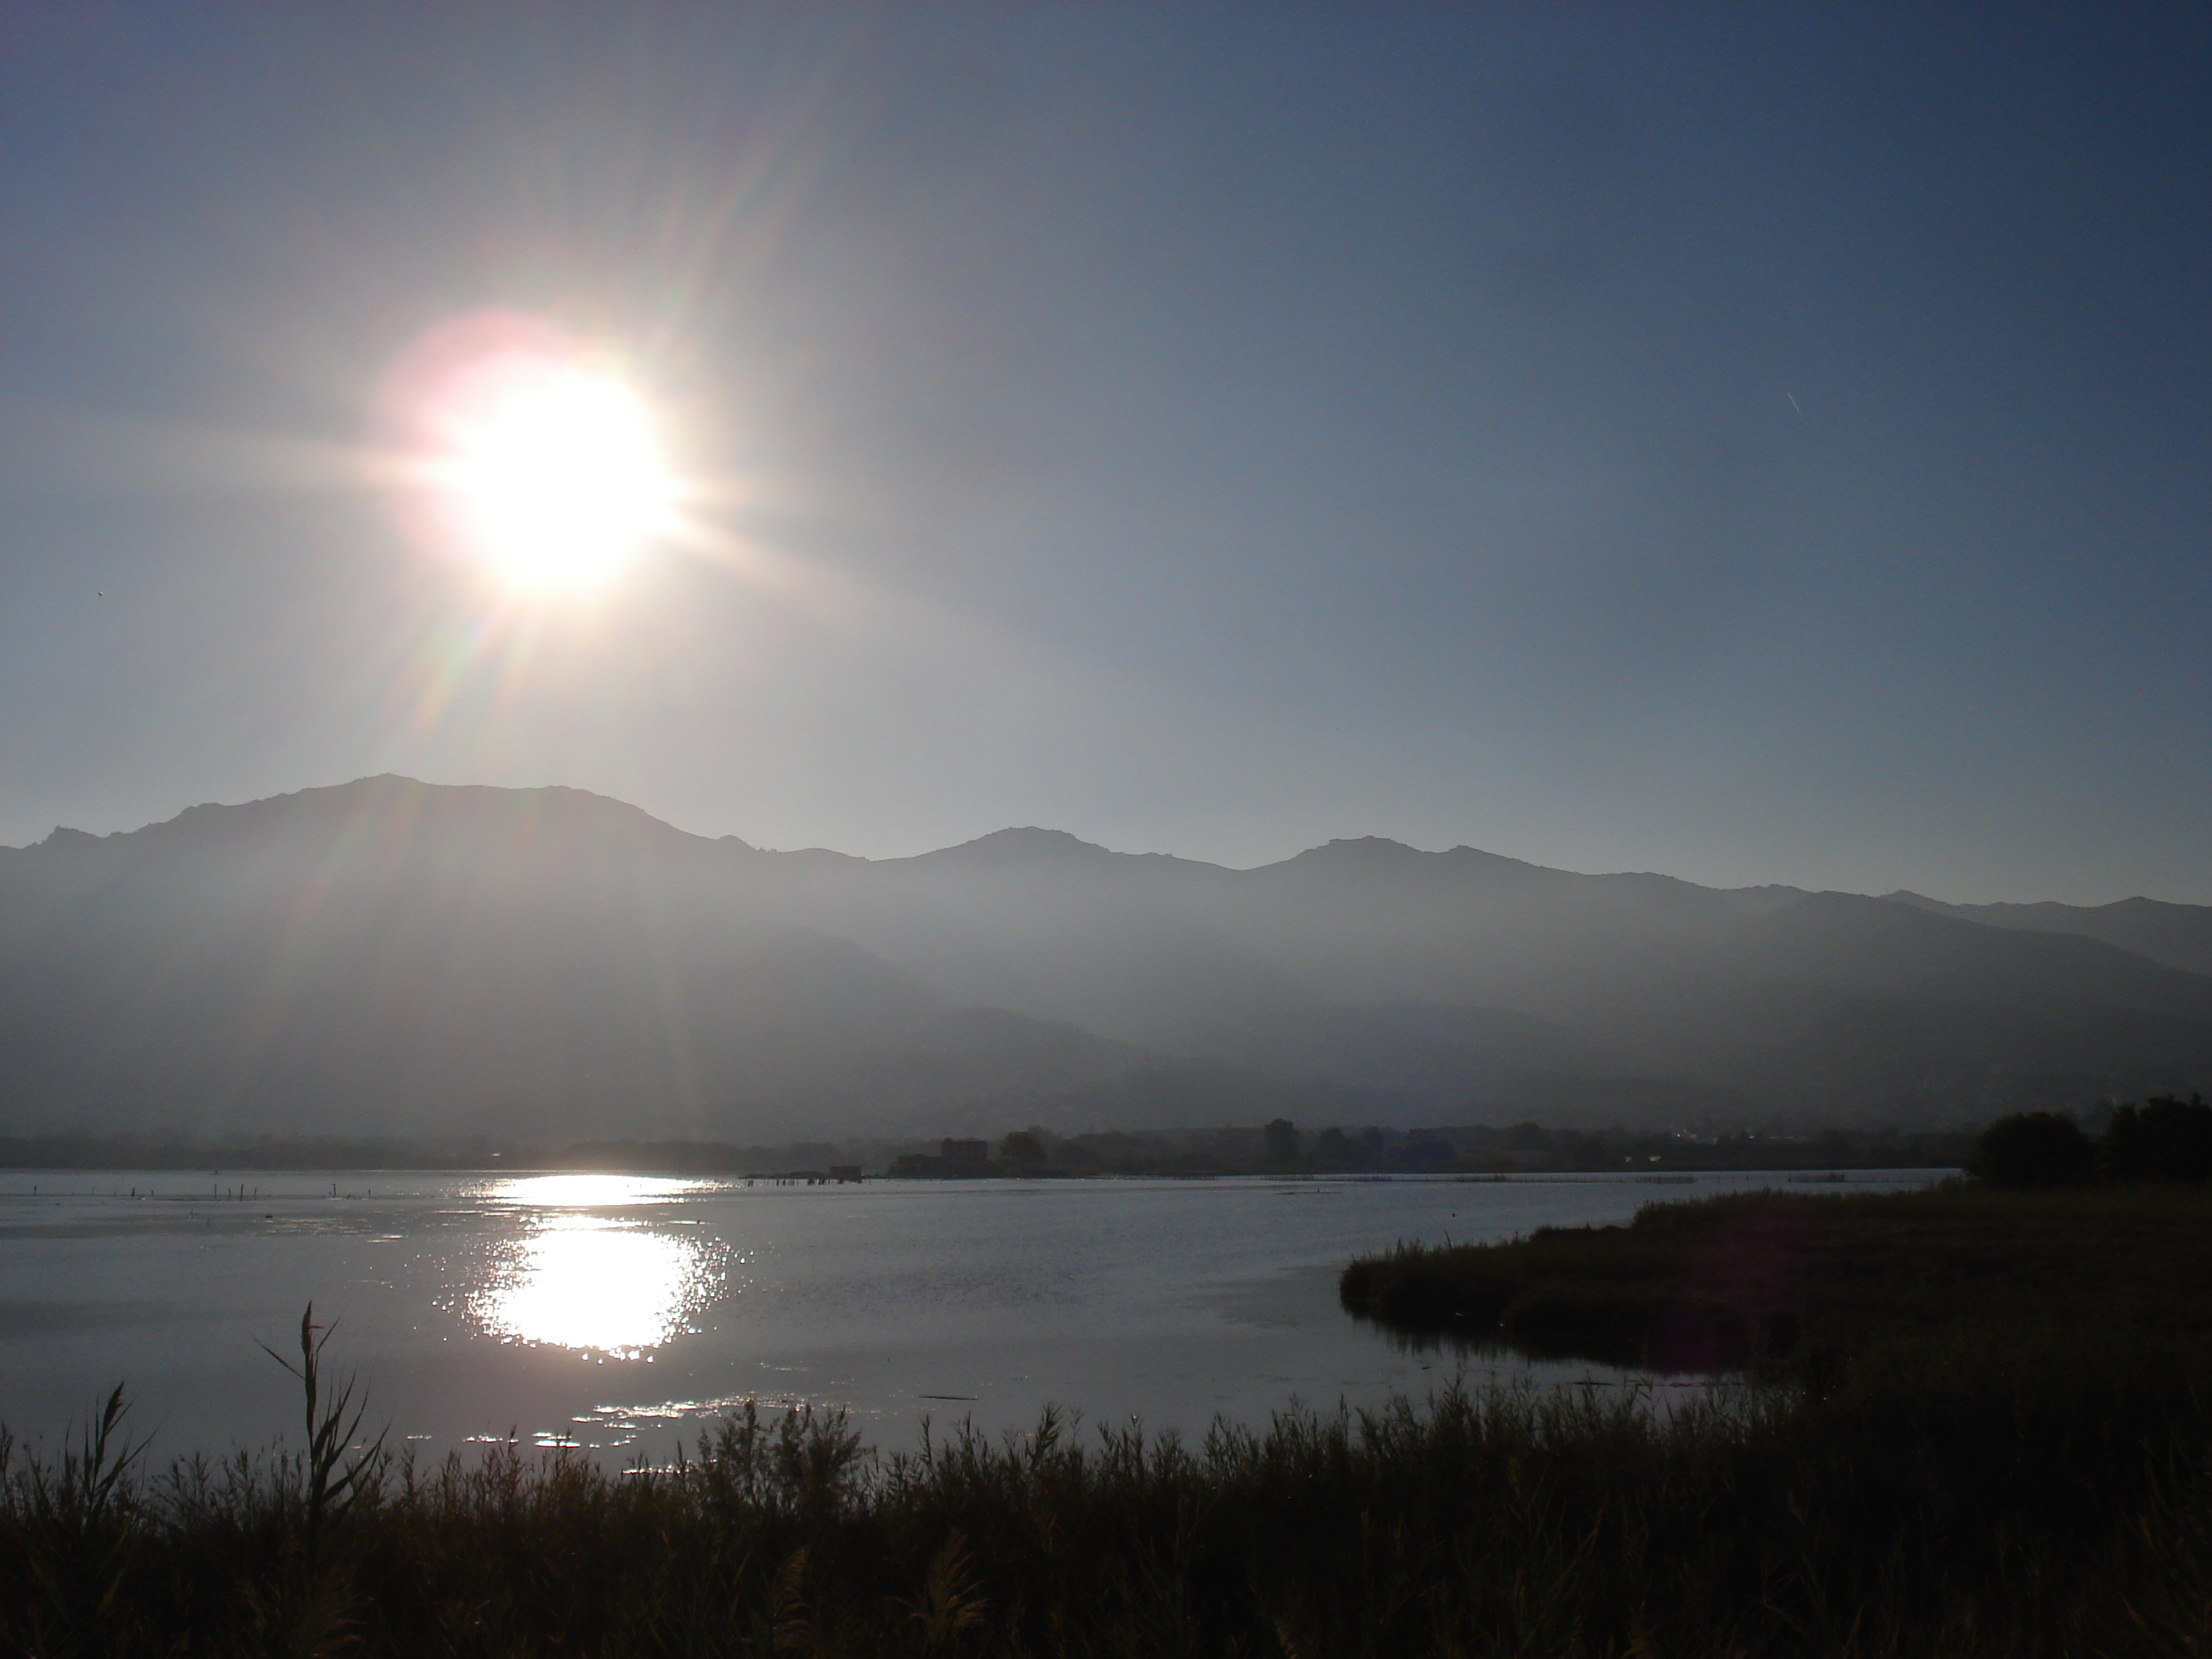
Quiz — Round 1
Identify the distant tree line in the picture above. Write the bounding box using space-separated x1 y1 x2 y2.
1267 1120 1979 1175
0 1115 2027 1178
1972 1094 2212 1189
0 1132 533 1171
876 1120 1983 1178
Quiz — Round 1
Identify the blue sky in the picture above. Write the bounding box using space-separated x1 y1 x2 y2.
2 4 2207 902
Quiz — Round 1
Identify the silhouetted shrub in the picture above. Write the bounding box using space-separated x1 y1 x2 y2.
1972 1112 2093 1188
2100 1093 2212 1185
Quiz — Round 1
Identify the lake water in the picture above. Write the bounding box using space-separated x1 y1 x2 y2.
0 1169 1946 1463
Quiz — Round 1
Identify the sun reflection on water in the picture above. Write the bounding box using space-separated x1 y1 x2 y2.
487 1174 713 1209
474 1212 727 1357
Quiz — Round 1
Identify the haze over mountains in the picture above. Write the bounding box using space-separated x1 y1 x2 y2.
2 778 2208 1144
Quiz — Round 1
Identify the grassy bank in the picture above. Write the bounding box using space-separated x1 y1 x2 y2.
1315 1181 2212 1654
9 1320 2212 1653
1339 1180 2212 1373
9 1377 2212 1657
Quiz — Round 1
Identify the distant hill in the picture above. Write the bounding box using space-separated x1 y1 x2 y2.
2 776 2207 1141
1883 891 2212 979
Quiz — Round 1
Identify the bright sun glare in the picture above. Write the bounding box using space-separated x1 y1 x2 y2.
476 1215 715 1356
438 361 674 588
385 315 680 591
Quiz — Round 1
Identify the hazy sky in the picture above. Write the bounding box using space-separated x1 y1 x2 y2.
2 5 2207 903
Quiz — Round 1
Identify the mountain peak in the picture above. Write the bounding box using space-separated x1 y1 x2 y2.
908 826 1119 867
1281 837 1536 876
87 775 712 862
1295 837 1428 863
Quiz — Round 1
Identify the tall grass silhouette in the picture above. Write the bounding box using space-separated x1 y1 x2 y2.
5 1322 2210 1654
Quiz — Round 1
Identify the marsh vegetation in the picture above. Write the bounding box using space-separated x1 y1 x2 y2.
1326 1170 2212 1653
9 1252 2212 1655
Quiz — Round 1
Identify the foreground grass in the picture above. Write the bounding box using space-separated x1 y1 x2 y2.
5 1365 2212 1656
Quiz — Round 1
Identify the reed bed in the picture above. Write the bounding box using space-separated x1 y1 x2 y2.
5 1329 2210 1656
1341 1181 2212 1372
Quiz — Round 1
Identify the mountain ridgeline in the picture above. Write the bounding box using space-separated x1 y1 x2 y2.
2 777 2209 1144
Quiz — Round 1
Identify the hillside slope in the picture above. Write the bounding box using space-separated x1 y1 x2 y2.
2 778 2207 1138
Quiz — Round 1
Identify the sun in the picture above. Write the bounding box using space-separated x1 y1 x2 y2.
428 355 676 590
383 316 681 591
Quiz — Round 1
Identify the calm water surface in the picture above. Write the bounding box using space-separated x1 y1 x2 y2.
0 1169 1944 1460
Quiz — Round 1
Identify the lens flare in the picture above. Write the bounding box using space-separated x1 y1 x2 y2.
380 313 680 592
438 364 672 587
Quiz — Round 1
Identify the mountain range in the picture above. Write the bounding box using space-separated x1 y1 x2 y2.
2 776 2208 1143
